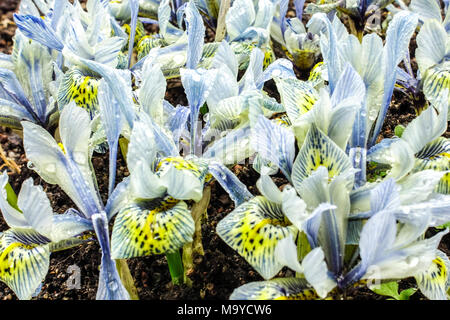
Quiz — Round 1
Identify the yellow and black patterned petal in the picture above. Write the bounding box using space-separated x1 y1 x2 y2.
230 277 321 300
263 46 275 69
111 197 195 259
292 124 352 186
0 229 50 300
57 67 100 119
216 196 298 280
136 35 169 61
122 20 146 51
422 65 450 108
437 173 450 194
156 157 209 177
308 62 325 87
413 137 450 194
415 253 450 300
275 77 318 122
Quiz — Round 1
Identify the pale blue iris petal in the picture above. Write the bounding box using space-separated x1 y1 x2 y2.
13 14 64 51
105 177 130 220
369 11 418 147
203 126 252 165
92 212 130 300
185 1 205 69
307 13 341 93
127 0 140 68
168 106 190 149
181 68 218 155
256 58 295 90
0 68 38 123
98 81 124 196
252 115 295 182
207 161 253 206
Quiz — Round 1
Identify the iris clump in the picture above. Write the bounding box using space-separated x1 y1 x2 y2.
0 0 447 301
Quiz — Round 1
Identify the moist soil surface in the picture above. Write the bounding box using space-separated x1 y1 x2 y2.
0 0 448 301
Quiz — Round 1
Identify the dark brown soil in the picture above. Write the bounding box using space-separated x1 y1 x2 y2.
0 0 448 302
0 0 18 54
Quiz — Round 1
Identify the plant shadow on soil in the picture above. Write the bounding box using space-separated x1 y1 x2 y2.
0 0 448 301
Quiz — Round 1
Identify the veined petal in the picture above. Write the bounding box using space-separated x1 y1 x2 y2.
422 64 450 109
181 67 218 155
185 1 205 69
0 98 34 129
22 105 102 217
410 0 443 23
402 91 448 154
292 124 352 189
254 0 276 30
12 33 53 124
252 115 295 182
207 161 253 206
331 62 365 108
13 14 64 51
369 178 400 213
126 0 139 68
294 166 329 210
92 212 130 300
226 0 255 41
50 211 93 243
230 278 320 300
370 11 418 147
212 40 238 80
111 198 194 258
66 54 136 129
203 125 252 165
167 105 190 149
57 67 100 119
416 19 447 75
157 0 171 37
105 177 130 220
0 229 50 300
275 77 318 123
307 13 341 93
138 59 166 126
98 80 124 196
126 111 157 175
59 102 101 203
17 178 53 239
359 209 397 271
0 68 37 123
415 251 450 300
216 196 297 280
256 59 295 90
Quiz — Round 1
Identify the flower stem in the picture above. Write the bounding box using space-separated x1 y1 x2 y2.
115 259 139 300
166 250 184 285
